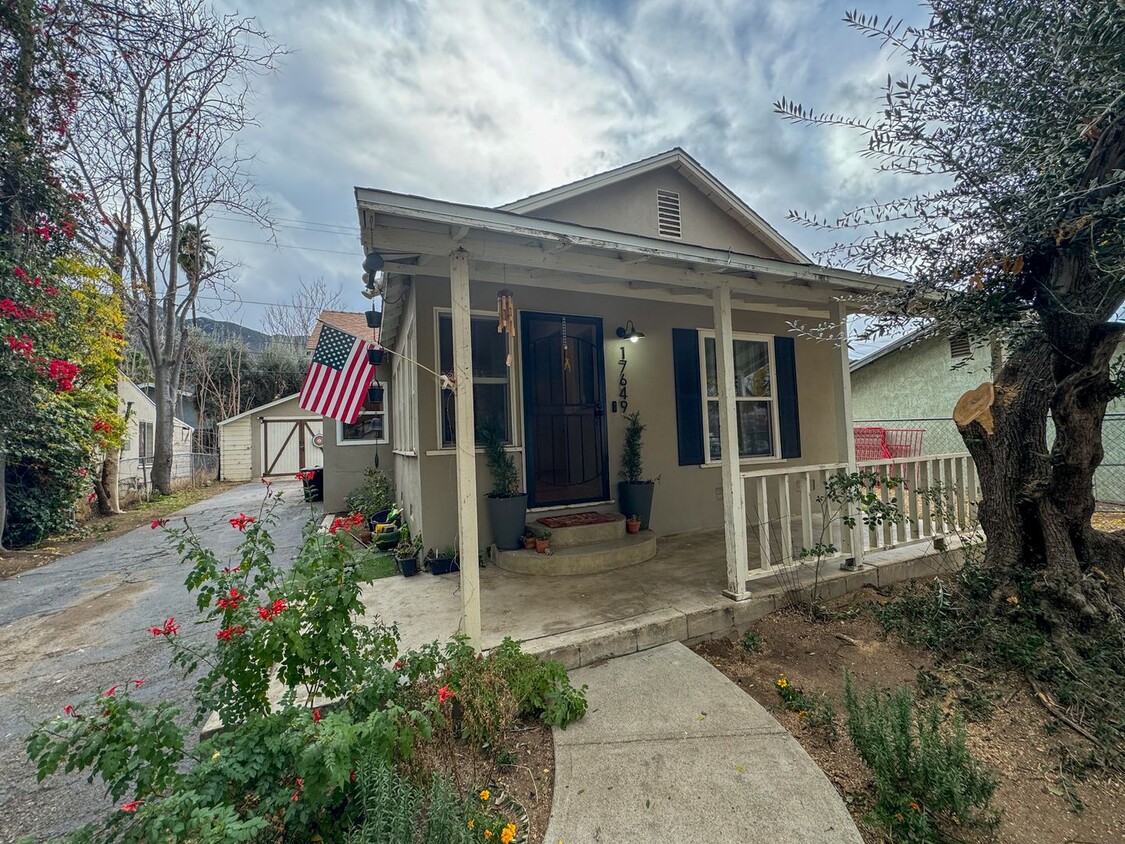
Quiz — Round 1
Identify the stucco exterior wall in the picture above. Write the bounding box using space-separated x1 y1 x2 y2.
531 166 786 259
118 376 193 461
321 359 393 513
395 275 843 550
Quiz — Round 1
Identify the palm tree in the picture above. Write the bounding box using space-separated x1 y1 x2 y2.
177 222 215 292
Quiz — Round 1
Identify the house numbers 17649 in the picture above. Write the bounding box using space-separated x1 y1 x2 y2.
618 346 628 413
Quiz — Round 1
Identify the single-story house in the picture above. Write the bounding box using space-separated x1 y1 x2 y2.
216 393 324 482
850 328 1125 503
118 375 195 491
347 147 919 645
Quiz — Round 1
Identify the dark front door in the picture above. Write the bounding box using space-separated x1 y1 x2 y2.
521 312 609 509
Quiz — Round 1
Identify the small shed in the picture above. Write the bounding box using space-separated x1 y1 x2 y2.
217 393 324 481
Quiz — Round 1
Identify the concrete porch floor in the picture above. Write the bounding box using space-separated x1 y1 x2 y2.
360 528 967 669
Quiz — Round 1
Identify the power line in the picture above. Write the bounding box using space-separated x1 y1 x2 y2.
211 214 360 236
209 234 360 257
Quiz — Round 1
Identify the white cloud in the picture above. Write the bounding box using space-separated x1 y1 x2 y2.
207 0 926 327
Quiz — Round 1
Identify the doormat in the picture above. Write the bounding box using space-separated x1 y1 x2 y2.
537 511 616 529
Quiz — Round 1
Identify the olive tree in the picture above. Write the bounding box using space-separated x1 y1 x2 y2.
778 2 1125 623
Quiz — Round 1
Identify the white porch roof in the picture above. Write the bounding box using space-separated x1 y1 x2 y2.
354 187 903 346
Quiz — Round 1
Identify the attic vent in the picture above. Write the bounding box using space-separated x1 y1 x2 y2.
949 335 972 360
656 189 682 239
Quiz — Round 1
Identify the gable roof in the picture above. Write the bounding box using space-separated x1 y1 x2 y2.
217 392 305 426
499 147 809 264
306 310 379 350
118 374 194 430
849 327 932 373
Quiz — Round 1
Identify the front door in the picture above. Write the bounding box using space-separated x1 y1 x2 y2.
521 312 609 509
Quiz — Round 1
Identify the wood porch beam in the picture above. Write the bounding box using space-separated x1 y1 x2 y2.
831 299 864 569
365 224 835 304
450 250 482 648
714 283 752 600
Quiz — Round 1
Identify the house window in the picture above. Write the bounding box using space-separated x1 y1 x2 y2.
700 332 778 461
338 393 387 445
139 421 154 460
949 335 972 360
437 312 511 446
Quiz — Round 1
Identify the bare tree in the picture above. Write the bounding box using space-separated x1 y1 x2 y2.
64 1 283 494
263 276 344 349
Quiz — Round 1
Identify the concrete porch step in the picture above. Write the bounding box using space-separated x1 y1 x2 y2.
528 512 625 548
496 531 656 575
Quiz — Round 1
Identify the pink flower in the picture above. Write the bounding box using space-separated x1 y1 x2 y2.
87 492 97 503
63 704 75 717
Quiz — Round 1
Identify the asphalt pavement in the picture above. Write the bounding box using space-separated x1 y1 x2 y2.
0 481 314 843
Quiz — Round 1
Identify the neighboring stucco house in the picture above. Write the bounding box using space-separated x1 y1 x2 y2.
118 375 194 491
850 329 1125 503
344 146 916 642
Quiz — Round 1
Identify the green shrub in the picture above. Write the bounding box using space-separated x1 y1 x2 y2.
843 671 998 842
774 674 837 741
344 467 396 518
740 630 763 654
479 419 519 497
619 411 646 482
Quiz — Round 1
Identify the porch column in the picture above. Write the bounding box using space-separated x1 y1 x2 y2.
831 300 864 568
450 249 482 648
713 283 751 600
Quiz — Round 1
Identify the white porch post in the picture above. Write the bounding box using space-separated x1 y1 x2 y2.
831 300 864 568
450 250 482 648
714 283 751 600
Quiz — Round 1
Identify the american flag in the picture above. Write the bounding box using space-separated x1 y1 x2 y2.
298 324 375 424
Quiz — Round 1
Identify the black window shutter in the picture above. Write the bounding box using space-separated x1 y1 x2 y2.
672 328 704 465
774 336 801 459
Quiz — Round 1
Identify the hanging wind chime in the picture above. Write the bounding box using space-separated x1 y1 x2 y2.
497 289 515 367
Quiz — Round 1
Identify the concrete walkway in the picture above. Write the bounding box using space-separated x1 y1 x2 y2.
544 642 862 844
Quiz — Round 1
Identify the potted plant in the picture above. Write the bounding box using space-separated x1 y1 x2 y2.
480 419 528 550
521 530 536 550
427 545 459 576
625 515 641 535
394 529 419 577
534 527 551 554
618 411 655 530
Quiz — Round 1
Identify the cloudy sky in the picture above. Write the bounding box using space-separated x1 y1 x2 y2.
207 0 928 354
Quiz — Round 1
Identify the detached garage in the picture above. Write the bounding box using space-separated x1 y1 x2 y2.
217 394 323 481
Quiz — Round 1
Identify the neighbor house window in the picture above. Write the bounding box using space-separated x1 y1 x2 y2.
700 332 778 461
437 312 511 446
139 421 154 460
338 393 386 445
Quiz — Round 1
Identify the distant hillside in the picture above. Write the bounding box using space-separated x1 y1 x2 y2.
187 317 301 352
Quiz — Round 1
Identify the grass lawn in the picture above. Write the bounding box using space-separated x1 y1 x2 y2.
355 550 398 581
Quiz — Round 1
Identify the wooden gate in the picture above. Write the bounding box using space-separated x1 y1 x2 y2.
262 419 323 477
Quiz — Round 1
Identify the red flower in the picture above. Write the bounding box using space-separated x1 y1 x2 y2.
104 685 117 697
63 704 75 717
13 266 26 280
150 518 167 529
438 685 454 704
150 616 179 636
313 708 321 723
7 335 34 357
44 286 58 296
295 470 314 481
291 777 304 802
120 800 143 812
257 597 287 621
229 513 255 531
133 678 145 689
87 492 97 503
216 588 244 610
216 625 247 642
393 660 402 670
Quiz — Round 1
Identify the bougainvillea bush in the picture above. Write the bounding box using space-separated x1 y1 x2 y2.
25 488 586 842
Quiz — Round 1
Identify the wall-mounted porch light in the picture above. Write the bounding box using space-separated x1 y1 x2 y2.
615 320 645 343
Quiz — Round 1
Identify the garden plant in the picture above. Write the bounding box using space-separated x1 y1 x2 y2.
24 487 587 842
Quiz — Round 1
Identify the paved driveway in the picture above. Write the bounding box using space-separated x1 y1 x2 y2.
0 481 314 843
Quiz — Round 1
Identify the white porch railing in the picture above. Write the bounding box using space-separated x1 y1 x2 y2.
740 452 979 574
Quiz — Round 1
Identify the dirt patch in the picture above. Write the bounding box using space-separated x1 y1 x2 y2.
694 589 1125 844
0 482 237 580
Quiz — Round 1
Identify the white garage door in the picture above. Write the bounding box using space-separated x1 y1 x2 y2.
262 419 323 477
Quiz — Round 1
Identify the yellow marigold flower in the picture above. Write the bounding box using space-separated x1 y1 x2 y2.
777 678 788 689
910 801 921 812
467 820 474 829
483 831 493 840
479 789 490 801
500 829 514 844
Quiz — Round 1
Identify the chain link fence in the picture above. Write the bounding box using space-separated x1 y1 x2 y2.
857 415 1125 509
118 452 218 504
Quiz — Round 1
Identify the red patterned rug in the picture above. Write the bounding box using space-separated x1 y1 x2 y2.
537 511 616 529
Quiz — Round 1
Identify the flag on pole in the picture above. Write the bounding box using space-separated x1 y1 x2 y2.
298 324 375 424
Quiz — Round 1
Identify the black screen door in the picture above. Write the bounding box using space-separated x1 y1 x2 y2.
521 312 609 509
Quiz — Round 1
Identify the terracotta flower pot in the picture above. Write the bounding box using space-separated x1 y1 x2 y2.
522 535 536 550
625 518 641 534
535 538 549 554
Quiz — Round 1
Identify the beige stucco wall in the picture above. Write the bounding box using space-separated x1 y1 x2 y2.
398 275 843 550
531 166 787 259
322 359 394 513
